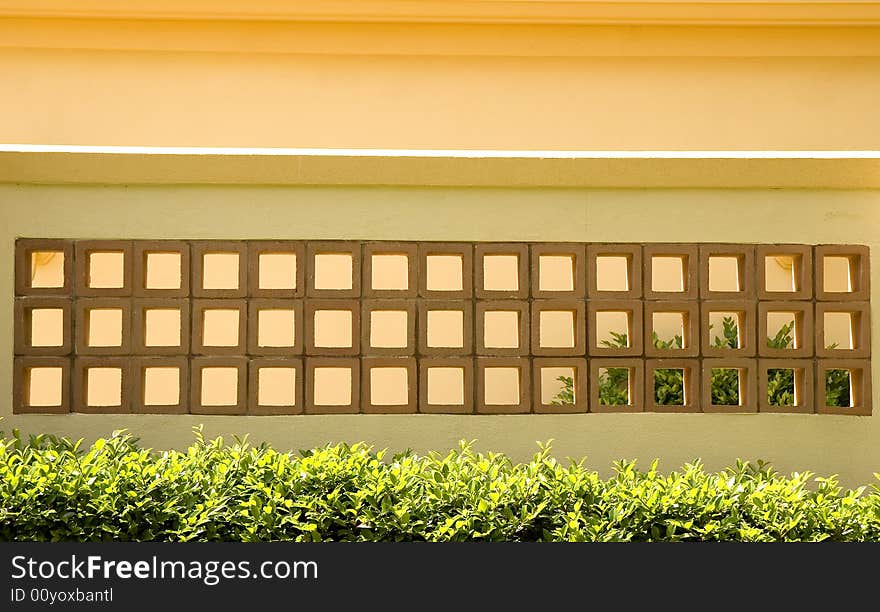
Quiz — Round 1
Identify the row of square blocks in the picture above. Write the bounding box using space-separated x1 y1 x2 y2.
13 355 871 416
14 297 871 358
15 240 871 302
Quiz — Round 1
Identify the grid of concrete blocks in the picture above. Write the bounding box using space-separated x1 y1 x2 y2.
12 239 872 416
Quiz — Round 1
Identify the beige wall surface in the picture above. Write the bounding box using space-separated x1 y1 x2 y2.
2 183 879 485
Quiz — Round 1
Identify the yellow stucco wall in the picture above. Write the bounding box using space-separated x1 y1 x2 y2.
2 184 878 484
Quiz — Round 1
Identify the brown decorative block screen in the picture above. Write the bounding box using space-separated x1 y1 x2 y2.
12 239 872 416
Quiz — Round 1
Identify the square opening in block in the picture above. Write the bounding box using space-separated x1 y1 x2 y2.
314 253 353 290
258 367 297 406
371 254 409 290
539 310 575 348
200 367 239 406
595 311 630 349
30 252 65 288
766 312 798 349
652 312 685 349
26 367 63 406
87 308 123 347
202 253 240 290
143 367 180 406
654 368 686 406
823 256 855 293
766 368 799 407
483 311 520 349
314 310 353 348
598 367 631 406
258 309 296 347
539 255 574 292
825 369 854 408
651 256 685 292
86 367 122 406
202 309 241 346
369 310 408 348
88 252 125 289
427 310 464 348
764 255 799 292
708 312 741 349
824 312 856 350
708 256 741 292
426 255 463 291
711 368 742 406
313 367 352 405
427 367 464 405
370 367 409 406
483 255 519 292
145 308 182 347
541 366 576 405
259 253 297 290
483 367 520 405
30 308 64 347
596 256 630 292
145 253 182 290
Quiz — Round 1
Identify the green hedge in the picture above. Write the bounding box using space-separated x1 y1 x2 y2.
1 429 879 542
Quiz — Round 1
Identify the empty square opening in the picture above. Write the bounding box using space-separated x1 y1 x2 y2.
823 256 856 293
708 256 741 292
26 367 63 406
651 256 685 292
708 311 742 349
145 253 181 290
483 311 520 349
766 312 797 349
598 367 631 406
86 367 122 406
371 254 409 290
30 251 65 288
426 255 463 291
202 253 240 290
370 367 409 405
596 256 630 292
538 310 575 348
539 255 574 292
257 309 296 347
313 310 353 348
427 310 464 348
541 367 575 405
369 310 408 348
427 367 464 405
88 252 125 289
484 367 520 405
314 253 353 290
200 367 239 406
313 367 352 405
652 312 685 349
483 255 519 291
825 368 854 408
259 253 297 290
654 368 685 406
824 312 856 350
143 367 180 406
144 308 181 347
766 368 798 406
595 311 630 348
764 255 799 292
87 308 123 347
202 309 240 347
258 367 296 406
711 368 742 406
30 308 64 347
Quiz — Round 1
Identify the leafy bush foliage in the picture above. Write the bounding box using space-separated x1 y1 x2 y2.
2 430 879 542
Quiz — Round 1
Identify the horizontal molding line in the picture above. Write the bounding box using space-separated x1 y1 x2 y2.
2 144 880 160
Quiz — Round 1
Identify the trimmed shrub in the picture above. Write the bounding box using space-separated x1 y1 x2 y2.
1 429 879 542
